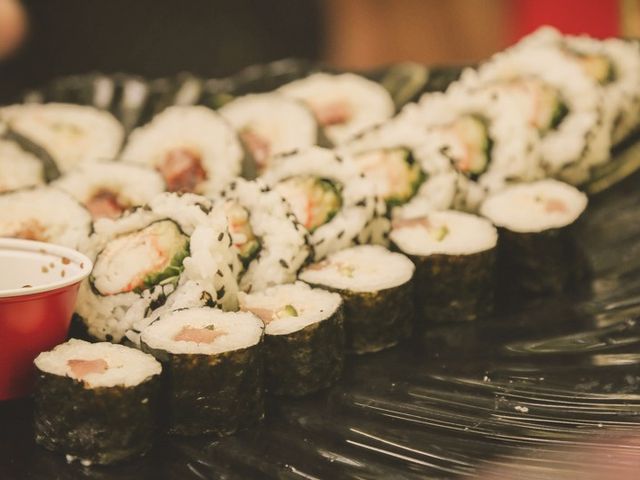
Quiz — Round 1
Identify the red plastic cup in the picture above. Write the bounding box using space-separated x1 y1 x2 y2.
0 239 92 400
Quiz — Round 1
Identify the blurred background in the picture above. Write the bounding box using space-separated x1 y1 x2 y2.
0 0 635 103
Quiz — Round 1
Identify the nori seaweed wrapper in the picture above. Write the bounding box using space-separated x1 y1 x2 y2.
264 306 345 396
33 372 160 465
143 343 264 437
496 223 588 298
408 248 496 324
309 280 414 354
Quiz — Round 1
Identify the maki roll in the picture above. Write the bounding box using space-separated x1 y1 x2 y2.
219 178 312 293
219 93 318 174
278 73 394 146
480 179 588 296
239 281 344 396
0 187 92 249
261 147 382 260
0 103 124 174
390 210 498 323
52 161 166 219
76 192 241 342
0 138 46 192
120 105 243 194
140 307 264 436
299 245 415 354
33 339 162 466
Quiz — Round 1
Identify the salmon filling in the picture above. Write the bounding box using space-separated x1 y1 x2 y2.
86 189 126 220
158 148 207 193
67 358 109 379
173 325 226 344
311 100 352 127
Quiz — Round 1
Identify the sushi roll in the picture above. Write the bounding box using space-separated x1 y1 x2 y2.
52 161 166 220
239 282 344 396
458 41 612 185
120 105 243 194
219 93 318 174
0 138 46 192
76 192 241 342
33 339 162 466
261 147 382 260
480 179 588 296
299 245 415 354
140 307 264 436
219 178 312 293
0 103 124 174
517 26 640 144
390 210 498 323
0 187 92 249
278 73 394 146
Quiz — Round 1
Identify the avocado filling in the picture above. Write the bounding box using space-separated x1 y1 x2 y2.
442 114 493 178
565 48 616 85
91 219 189 296
274 175 342 232
223 201 261 266
353 147 425 207
158 147 208 193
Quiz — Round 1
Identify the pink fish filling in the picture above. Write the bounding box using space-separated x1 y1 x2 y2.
158 148 207 193
67 358 109 379
173 326 225 344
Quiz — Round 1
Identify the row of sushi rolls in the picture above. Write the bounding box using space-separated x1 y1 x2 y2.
1 27 637 465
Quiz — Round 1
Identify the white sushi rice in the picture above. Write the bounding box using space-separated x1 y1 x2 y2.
458 43 612 185
299 245 414 293
278 73 394 146
0 103 124 173
219 93 317 172
140 308 263 355
0 139 45 192
34 339 161 389
52 161 165 218
390 210 497 256
480 179 588 233
238 281 342 335
0 187 92 249
76 192 241 342
120 105 243 195
261 147 380 260
221 178 312 293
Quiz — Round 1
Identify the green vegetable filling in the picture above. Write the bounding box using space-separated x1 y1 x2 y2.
354 147 426 208
91 219 189 296
275 176 342 232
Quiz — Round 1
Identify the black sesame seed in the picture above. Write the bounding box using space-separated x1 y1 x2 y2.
337 230 345 239
216 270 223 277
279 259 289 269
218 232 224 241
355 199 367 207
217 287 226 300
